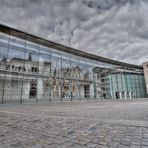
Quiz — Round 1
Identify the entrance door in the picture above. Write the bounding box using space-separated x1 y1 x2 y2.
116 91 119 99
84 85 90 99
116 91 122 99
29 81 37 99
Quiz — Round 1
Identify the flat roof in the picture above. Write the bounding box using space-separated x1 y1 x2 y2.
0 24 142 70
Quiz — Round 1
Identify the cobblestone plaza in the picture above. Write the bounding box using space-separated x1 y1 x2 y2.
1 99 148 148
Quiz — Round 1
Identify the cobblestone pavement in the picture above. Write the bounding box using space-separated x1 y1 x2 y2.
1 99 148 148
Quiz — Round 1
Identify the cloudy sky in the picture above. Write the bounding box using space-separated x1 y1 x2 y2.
0 0 148 65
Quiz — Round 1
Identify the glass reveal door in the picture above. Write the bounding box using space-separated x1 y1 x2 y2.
84 85 90 99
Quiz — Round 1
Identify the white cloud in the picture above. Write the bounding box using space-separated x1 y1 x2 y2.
0 0 148 65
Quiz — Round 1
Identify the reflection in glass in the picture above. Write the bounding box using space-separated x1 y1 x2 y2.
0 31 147 103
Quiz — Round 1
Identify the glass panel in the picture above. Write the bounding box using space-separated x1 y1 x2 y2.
0 32 9 103
86 60 95 99
38 46 51 101
5 36 26 103
51 51 61 78
61 55 71 79
22 41 39 103
71 56 80 100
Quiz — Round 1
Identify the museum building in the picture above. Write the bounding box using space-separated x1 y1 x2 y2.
0 24 147 104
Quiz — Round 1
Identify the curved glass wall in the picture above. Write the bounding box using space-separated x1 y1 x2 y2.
0 32 147 104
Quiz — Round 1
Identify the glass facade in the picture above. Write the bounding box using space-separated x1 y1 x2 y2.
107 73 146 99
0 30 147 104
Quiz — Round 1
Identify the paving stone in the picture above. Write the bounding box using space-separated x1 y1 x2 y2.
130 145 141 148
117 144 130 148
112 137 121 142
143 138 148 142
108 141 119 147
141 146 148 148
0 144 11 148
32 144 42 148
131 141 141 145
120 141 131 146
86 142 97 148
142 141 148 146
90 138 100 143
77 140 88 145
69 143 83 148
99 141 108 145
96 145 108 148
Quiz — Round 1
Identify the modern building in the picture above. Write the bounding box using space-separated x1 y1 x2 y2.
143 62 148 96
0 24 147 104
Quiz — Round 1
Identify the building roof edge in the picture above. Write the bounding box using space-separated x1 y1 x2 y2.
0 23 142 70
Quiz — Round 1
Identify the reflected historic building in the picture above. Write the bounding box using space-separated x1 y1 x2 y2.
0 24 147 104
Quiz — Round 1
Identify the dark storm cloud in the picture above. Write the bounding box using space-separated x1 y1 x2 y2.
0 0 148 65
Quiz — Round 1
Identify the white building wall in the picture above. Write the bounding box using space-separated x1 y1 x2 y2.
90 83 94 98
37 78 44 99
80 85 84 99
22 81 30 99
